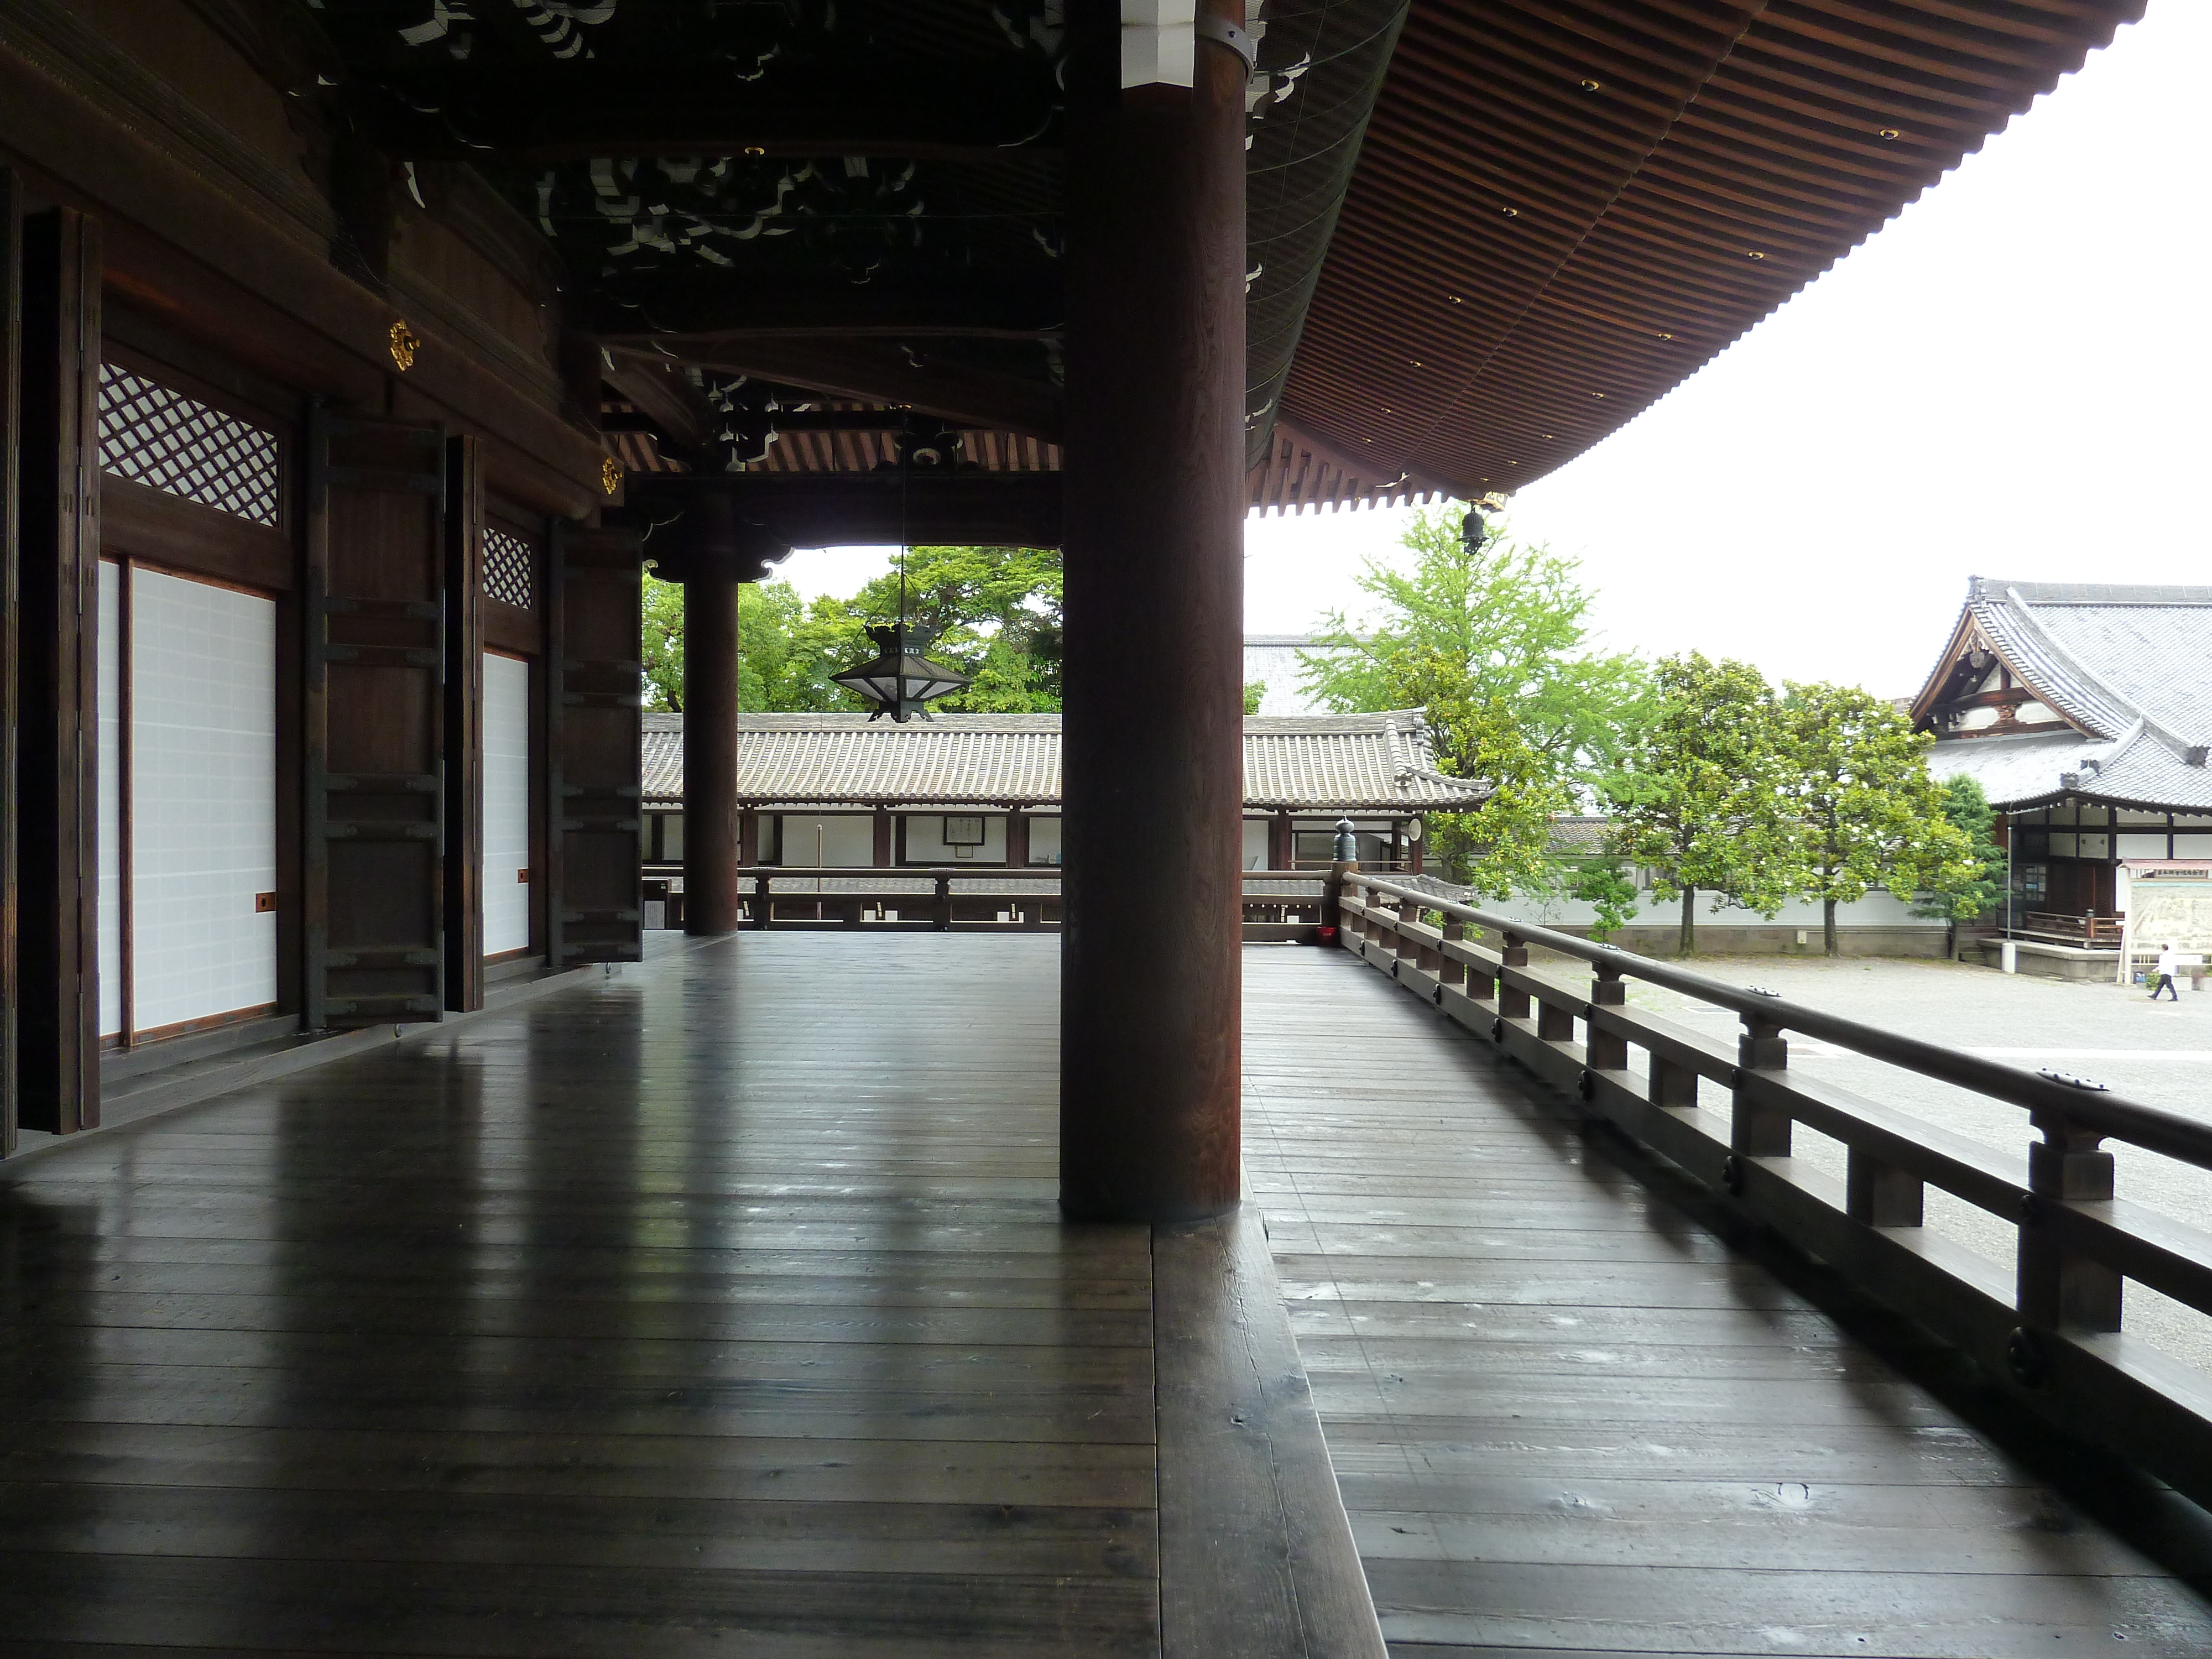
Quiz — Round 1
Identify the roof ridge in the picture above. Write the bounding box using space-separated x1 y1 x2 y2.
1971 585 2122 740
1971 576 2212 607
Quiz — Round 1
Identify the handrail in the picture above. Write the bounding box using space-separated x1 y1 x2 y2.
1353 873 2212 1164
1335 865 2212 1511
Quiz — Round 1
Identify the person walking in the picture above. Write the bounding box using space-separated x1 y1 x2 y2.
2150 942 2182 1001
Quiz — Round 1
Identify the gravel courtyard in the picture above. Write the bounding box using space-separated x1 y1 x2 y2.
1542 949 2212 1371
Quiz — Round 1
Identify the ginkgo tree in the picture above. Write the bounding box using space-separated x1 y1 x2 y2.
1298 504 1650 893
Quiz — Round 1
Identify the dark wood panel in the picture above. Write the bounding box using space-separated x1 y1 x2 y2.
303 409 448 1028
99 476 290 591
13 204 102 1135
551 523 644 966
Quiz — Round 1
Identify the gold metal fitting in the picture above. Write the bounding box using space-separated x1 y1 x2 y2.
388 320 420 372
601 455 622 496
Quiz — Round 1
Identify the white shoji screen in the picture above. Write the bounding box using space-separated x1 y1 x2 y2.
97 562 124 1039
129 568 278 1032
482 652 533 956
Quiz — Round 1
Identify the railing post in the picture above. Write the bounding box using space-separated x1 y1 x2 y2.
1846 1150 1924 1228
1537 990 1575 1042
1731 1014 1791 1159
1648 1053 1695 1109
934 873 953 932
1586 963 1627 1070
1498 931 1530 1020
2018 1107 2122 1334
1396 898 1418 964
1438 916 1467 990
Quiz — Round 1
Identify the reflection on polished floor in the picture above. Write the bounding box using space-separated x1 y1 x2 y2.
1245 948 2212 1657
0 933 1156 1656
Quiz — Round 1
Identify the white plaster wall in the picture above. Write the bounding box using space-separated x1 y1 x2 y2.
779 815 875 867
129 568 277 1031
482 652 532 956
1029 816 1062 865
905 813 1007 863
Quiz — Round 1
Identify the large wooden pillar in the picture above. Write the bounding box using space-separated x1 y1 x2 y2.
1060 0 1248 1221
15 206 102 1134
0 171 20 1152
683 552 742 935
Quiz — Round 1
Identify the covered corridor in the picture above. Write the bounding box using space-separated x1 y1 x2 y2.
0 935 2204 1655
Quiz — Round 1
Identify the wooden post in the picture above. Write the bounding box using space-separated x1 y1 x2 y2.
1005 806 1030 870
684 551 741 935
1498 932 1531 1020
1059 0 1247 1220
1587 964 1627 1069
2018 1108 2121 1333
872 806 894 869
1438 917 1467 990
1731 1014 1791 1158
443 435 486 1011
15 206 101 1132
1268 811 1293 873
0 170 20 1151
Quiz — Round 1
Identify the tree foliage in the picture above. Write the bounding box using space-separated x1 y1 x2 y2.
1912 773 2008 922
1297 504 1649 895
638 545 1062 715
1772 682 1976 953
1603 653 1793 953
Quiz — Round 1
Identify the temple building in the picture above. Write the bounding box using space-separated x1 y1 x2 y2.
1912 577 2212 972
635 707 1481 924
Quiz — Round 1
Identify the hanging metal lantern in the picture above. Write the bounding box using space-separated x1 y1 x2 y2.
831 621 972 722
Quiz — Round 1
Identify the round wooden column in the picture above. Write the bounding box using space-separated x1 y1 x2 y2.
1059 1 1248 1222
684 551 742 936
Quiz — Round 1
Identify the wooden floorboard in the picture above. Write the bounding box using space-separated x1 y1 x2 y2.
0 935 1158 1658
1244 946 2212 1658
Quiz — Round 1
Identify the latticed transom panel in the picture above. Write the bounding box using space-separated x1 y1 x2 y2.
484 525 535 610
97 364 281 528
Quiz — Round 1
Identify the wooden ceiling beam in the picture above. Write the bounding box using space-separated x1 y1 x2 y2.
668 340 1063 445
343 66 1059 164
599 353 713 455
589 275 1061 341
626 472 1064 557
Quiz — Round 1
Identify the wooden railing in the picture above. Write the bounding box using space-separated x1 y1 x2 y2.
684 869 1332 940
2017 911 2125 947
1338 869 2212 1509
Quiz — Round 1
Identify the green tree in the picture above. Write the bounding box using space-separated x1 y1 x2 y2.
638 547 1062 715
843 544 1062 713
1912 774 2008 923
1772 681 1976 956
1604 653 1793 956
1298 504 1649 893
1242 681 1266 716
1570 857 1641 942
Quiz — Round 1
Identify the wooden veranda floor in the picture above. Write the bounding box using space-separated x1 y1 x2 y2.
0 935 1160 1657
2 935 2208 1657
1245 946 2212 1657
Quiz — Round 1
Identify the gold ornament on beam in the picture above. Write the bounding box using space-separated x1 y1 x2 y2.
388 320 420 372
601 456 623 496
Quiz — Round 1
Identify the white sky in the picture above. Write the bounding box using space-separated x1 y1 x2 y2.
776 3 2209 698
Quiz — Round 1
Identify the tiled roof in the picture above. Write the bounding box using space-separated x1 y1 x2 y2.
1916 580 2212 813
640 708 1490 813
1241 636 1355 718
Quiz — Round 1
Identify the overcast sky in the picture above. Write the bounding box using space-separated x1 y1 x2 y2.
776 3 2207 699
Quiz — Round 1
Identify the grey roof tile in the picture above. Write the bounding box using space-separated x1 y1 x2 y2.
639 708 1491 812
1923 580 2212 812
